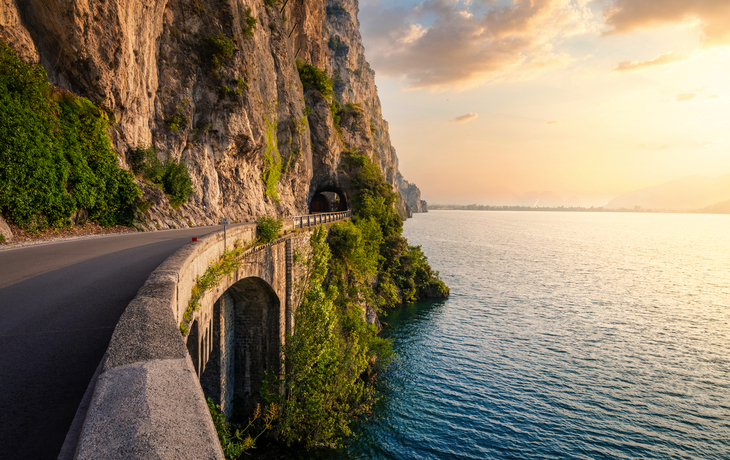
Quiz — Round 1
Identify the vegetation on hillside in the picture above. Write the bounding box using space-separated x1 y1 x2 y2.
0 41 140 230
262 226 387 448
262 115 282 202
241 8 257 38
128 147 193 208
346 151 449 305
200 32 236 71
257 152 447 450
256 215 283 244
208 397 275 459
296 61 363 137
296 60 334 97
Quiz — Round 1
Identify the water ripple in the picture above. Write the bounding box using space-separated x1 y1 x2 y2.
344 212 730 460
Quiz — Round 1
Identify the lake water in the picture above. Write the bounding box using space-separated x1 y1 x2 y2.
346 211 730 459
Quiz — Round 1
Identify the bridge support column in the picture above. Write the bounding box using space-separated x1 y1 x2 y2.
285 238 294 337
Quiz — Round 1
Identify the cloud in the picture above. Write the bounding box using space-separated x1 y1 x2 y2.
450 113 479 123
677 93 697 102
613 52 688 71
708 94 720 99
603 0 730 45
639 143 671 150
695 141 720 148
360 0 597 89
547 121 559 124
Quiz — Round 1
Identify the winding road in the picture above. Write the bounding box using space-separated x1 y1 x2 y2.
0 226 226 459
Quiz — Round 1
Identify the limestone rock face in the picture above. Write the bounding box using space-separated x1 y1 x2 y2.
0 0 39 64
3 0 425 229
0 214 12 242
399 174 427 214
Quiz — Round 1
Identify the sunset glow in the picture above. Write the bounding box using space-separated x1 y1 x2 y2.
360 0 730 206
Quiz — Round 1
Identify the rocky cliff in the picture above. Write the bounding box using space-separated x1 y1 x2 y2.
1 0 424 230
398 173 427 215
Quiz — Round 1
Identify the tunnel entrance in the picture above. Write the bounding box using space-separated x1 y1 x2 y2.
310 194 330 213
198 277 282 419
309 188 347 213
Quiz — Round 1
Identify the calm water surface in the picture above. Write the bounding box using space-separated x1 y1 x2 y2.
345 211 730 459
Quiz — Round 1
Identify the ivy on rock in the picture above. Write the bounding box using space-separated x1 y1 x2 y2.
0 41 140 229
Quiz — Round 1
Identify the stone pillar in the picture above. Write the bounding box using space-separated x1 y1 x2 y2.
285 237 294 337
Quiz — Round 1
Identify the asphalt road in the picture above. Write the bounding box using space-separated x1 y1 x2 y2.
0 226 222 459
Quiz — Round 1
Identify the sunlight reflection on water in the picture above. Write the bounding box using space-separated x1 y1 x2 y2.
344 211 730 460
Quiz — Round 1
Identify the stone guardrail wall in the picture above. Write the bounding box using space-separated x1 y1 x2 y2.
66 211 351 459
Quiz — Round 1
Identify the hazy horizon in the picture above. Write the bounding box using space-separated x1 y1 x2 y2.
359 0 730 206
424 172 730 209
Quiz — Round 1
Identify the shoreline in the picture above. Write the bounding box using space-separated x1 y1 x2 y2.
428 206 730 214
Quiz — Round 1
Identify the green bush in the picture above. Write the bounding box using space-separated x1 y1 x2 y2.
256 215 282 244
328 35 347 54
129 146 193 208
129 146 163 180
329 99 342 133
326 5 348 16
164 110 188 133
296 61 333 97
162 161 193 208
346 152 402 237
0 41 140 229
200 33 236 70
328 219 381 288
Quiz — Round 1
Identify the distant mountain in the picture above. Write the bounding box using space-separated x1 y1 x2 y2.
605 174 730 211
698 199 730 214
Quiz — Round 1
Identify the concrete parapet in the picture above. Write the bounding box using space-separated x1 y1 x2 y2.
75 358 221 460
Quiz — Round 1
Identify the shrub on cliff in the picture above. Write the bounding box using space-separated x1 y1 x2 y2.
256 215 282 244
200 33 236 70
328 35 348 55
296 61 334 97
0 41 140 229
262 116 282 202
162 161 194 208
129 147 193 208
241 8 257 38
327 219 382 310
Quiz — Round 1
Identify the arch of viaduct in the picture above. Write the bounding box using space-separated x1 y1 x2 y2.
70 211 350 459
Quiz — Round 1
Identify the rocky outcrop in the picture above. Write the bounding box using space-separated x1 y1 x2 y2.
399 174 427 215
0 214 12 242
0 0 38 64
2 0 425 230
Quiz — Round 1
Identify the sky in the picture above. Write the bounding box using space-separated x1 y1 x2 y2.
358 0 730 206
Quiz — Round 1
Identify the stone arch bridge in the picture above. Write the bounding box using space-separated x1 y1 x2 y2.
71 211 350 459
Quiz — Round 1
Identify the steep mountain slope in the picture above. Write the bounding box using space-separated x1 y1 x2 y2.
0 0 424 230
